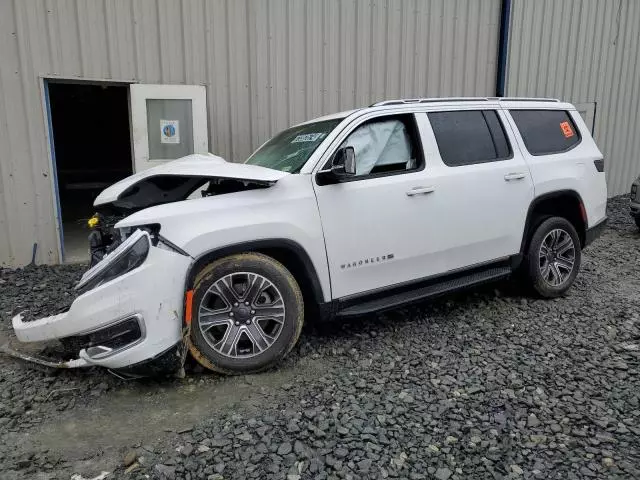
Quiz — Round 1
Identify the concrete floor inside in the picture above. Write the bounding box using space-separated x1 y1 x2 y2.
63 220 90 264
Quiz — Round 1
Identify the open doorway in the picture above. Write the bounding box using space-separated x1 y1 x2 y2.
47 81 133 263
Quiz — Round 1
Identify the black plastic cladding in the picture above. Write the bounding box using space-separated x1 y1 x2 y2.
520 190 587 252
183 239 326 306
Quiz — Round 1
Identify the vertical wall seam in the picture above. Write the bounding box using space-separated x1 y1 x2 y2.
103 0 112 76
245 0 254 143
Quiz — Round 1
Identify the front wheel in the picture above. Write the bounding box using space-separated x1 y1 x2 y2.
634 216 640 230
188 253 304 375
524 217 581 298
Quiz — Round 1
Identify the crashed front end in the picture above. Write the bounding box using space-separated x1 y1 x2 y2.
12 228 191 375
9 154 285 376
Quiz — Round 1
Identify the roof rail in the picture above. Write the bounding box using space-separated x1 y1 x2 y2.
497 97 560 102
371 96 560 107
371 97 490 106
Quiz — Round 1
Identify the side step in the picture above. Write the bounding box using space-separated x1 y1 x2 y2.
337 266 511 317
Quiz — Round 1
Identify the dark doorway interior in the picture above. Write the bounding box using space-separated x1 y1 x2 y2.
48 82 132 262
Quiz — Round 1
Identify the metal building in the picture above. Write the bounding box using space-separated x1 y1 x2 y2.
0 0 637 267
506 0 640 197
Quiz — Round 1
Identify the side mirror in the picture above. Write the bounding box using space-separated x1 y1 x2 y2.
331 147 356 177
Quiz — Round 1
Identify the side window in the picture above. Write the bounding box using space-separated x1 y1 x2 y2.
337 115 423 177
509 109 581 155
427 110 512 167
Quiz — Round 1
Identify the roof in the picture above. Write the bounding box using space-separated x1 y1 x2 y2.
295 97 574 128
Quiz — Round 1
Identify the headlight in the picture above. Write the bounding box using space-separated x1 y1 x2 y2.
76 233 150 294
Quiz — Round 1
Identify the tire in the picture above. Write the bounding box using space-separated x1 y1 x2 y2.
188 252 304 375
524 216 581 298
635 216 640 230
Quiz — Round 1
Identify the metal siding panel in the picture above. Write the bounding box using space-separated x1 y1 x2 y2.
250 0 271 145
322 0 340 114
0 0 502 266
385 0 401 99
507 0 640 196
451 0 467 96
413 0 429 95
0 0 19 265
75 0 110 78
104 0 137 80
15 1 58 264
370 0 387 102
305 0 324 119
612 1 639 192
228 0 252 162
289 0 308 125
131 0 162 82
463 0 479 95
207 0 232 159
354 0 372 106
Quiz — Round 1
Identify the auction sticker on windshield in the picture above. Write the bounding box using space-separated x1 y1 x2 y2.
292 133 325 143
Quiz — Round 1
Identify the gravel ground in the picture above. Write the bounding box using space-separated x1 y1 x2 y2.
1 196 639 480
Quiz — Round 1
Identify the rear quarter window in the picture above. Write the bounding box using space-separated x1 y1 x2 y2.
427 110 512 167
510 109 581 155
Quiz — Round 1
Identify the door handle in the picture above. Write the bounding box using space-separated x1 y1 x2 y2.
406 186 435 196
504 172 526 181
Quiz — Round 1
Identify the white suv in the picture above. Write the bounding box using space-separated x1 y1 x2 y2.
13 98 608 376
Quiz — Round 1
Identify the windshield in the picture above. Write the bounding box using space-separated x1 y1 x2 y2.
245 119 342 172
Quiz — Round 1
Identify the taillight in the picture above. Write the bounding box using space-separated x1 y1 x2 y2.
594 158 605 172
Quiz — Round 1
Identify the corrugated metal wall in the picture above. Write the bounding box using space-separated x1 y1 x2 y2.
506 0 640 196
0 0 501 266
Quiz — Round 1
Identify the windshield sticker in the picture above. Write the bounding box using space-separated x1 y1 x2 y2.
291 133 325 143
560 121 574 138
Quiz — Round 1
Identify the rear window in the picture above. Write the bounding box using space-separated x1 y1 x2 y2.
510 109 581 155
427 110 512 167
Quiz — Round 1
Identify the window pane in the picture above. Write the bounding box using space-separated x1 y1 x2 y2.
146 99 194 159
483 111 511 159
510 109 581 155
428 110 510 167
340 119 414 176
246 119 340 173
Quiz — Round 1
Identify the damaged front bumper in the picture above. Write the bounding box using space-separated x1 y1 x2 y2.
11 230 192 373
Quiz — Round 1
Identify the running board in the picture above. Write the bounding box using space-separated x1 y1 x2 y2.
337 265 512 317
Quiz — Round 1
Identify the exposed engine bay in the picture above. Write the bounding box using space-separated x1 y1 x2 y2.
88 176 270 267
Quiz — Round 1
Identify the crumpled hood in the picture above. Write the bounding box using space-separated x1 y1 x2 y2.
94 153 289 207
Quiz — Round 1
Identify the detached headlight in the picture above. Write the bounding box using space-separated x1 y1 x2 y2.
76 232 150 294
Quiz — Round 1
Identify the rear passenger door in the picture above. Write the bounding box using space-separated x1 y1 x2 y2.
419 108 534 271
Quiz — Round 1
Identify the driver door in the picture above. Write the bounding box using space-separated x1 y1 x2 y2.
313 113 444 299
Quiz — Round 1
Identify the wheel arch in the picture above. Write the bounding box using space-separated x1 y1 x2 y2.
521 190 587 253
184 239 327 310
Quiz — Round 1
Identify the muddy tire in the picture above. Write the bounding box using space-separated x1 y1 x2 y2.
188 253 304 375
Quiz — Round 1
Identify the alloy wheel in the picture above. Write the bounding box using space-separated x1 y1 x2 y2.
538 228 576 287
197 272 285 358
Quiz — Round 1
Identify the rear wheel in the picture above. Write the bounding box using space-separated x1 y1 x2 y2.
188 253 304 374
635 216 640 230
525 217 581 298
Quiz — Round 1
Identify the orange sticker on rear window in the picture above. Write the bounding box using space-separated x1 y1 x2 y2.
560 121 574 138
